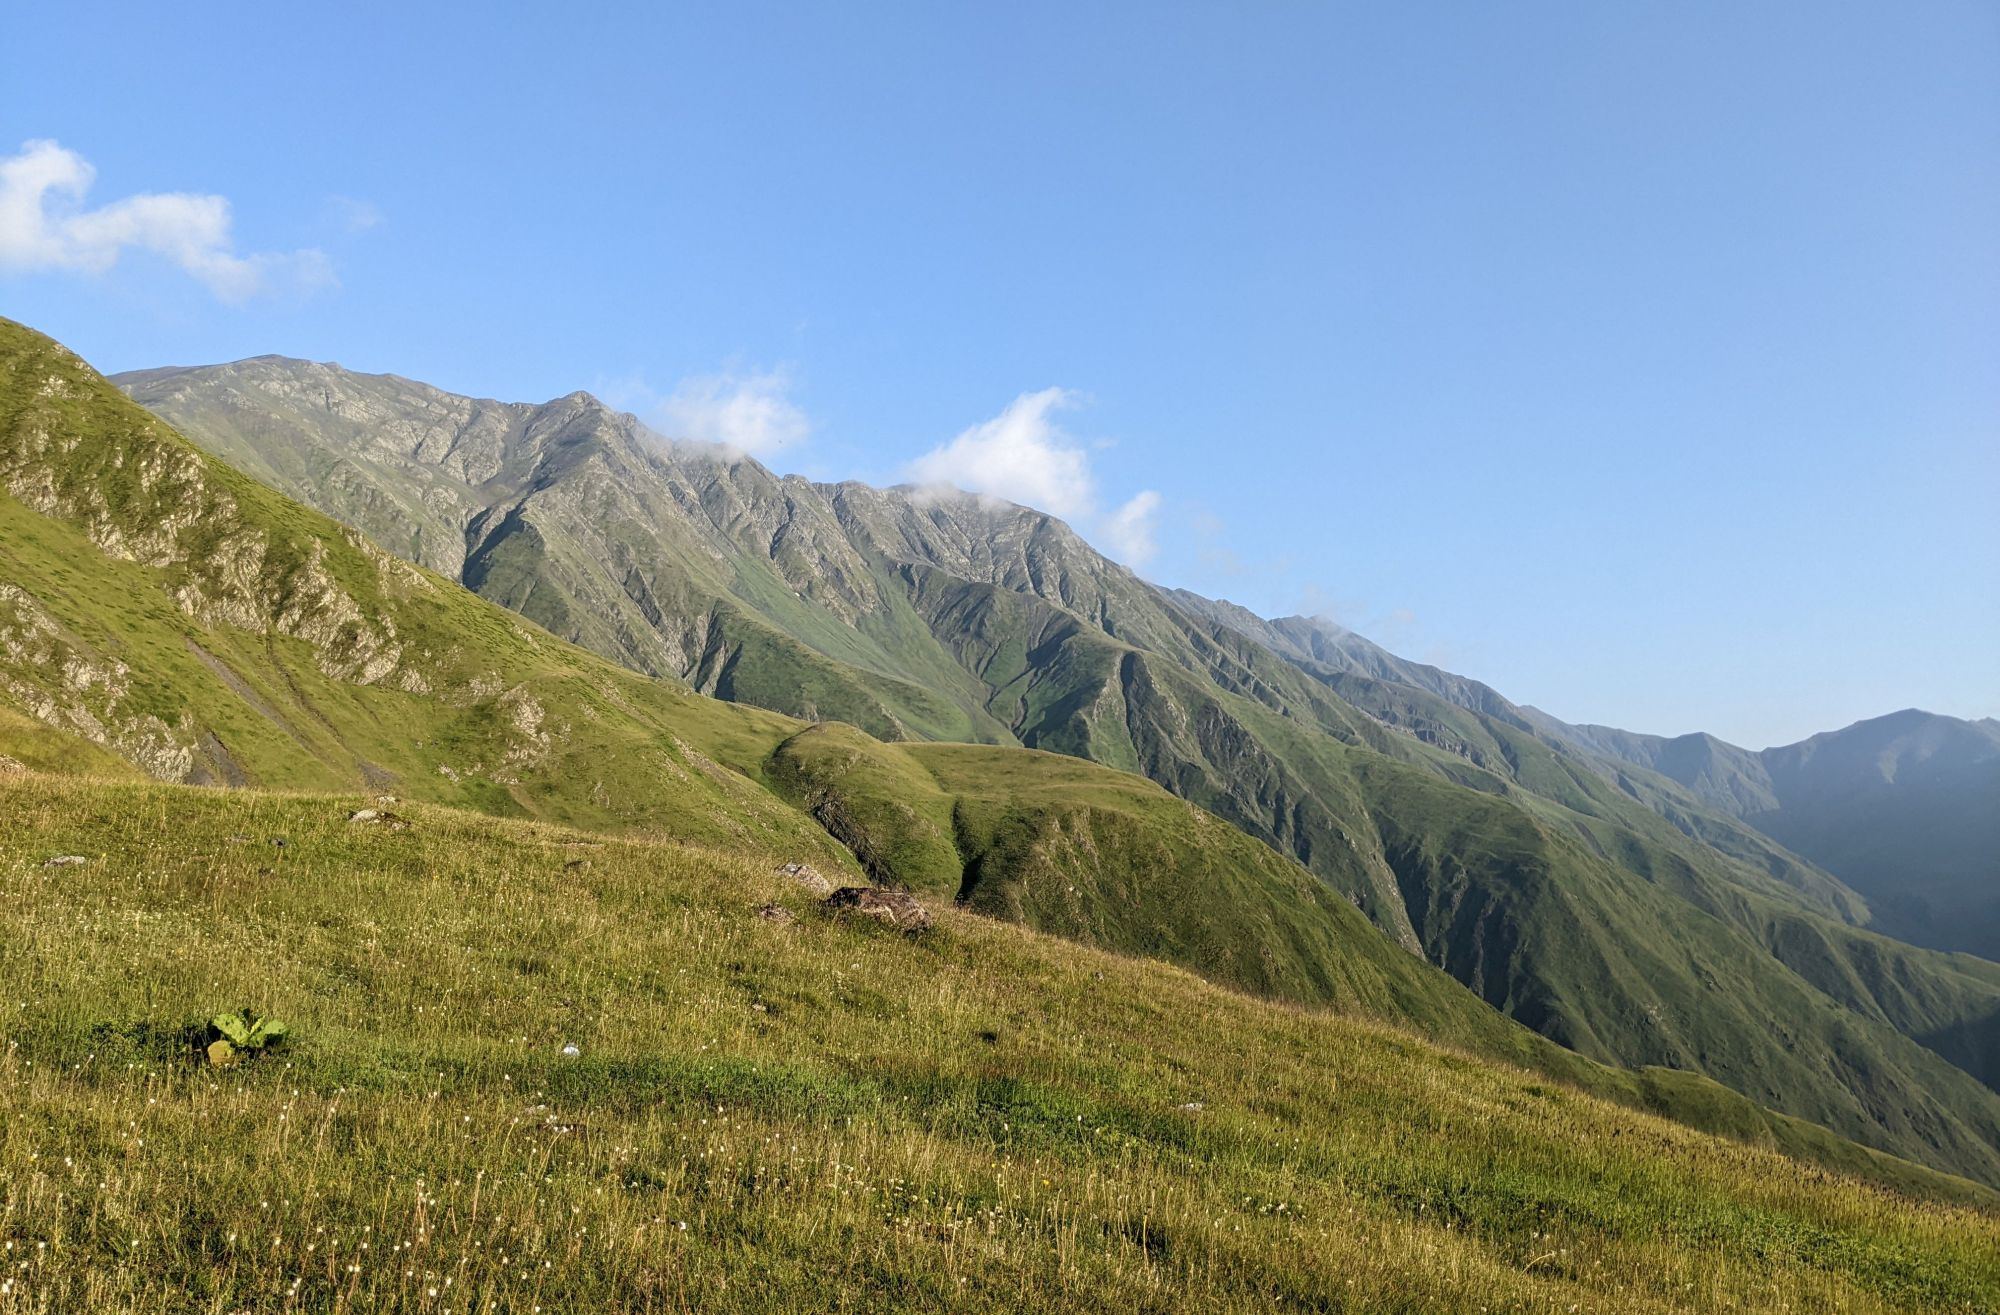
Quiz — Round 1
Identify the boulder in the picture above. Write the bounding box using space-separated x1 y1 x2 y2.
822 886 932 933
756 903 796 926
777 862 835 897
42 854 89 868
348 808 411 831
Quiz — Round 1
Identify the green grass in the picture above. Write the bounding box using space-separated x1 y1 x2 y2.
0 316 862 868
765 724 2000 1207
0 773 1996 1314
113 328 2000 1194
15 310 2000 1217
9 313 1980 1204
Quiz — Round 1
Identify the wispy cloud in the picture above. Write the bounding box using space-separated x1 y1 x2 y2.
0 139 331 303
651 368 811 459
1101 490 1162 568
905 388 1161 569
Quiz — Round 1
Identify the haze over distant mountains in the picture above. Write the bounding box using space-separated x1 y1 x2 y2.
79 345 1999 1188
1157 592 2000 959
1562 711 2000 960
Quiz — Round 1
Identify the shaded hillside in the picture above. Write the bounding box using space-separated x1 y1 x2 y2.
1570 710 2000 960
1219 609 1997 967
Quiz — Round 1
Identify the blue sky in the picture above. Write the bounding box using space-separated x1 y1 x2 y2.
4 2 1994 747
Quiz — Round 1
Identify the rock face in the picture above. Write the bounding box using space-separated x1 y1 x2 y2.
822 886 932 933
777 862 835 897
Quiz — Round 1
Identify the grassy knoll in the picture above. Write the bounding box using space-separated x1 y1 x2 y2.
0 774 1994 1313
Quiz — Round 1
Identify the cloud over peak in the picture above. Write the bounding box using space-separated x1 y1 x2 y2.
906 388 1162 569
906 388 1094 520
652 368 810 459
0 139 331 303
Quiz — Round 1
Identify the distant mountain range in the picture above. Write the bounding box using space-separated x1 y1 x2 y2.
1555 711 2000 961
1174 590 2000 960
80 344 1998 1187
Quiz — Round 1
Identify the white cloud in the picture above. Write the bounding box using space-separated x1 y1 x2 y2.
1101 490 1162 568
905 387 1097 520
0 139 331 303
653 369 810 459
906 388 1160 569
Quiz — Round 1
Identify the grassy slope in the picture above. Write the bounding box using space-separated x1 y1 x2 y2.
86 321 2000 1183
28 315 1990 1203
0 317 856 867
0 773 1995 1314
762 724 2000 1200
1178 611 2000 1130
123 358 2000 1178
1100 650 2000 1187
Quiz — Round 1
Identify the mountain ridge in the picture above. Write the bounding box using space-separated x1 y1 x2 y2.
1191 601 1999 964
21 314 1989 1196
109 346 2000 1188
1554 708 2000 959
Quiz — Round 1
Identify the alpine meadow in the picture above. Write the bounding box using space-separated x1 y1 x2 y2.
3 5 1995 1312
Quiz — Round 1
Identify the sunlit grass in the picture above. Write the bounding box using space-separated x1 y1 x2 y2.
0 774 1994 1313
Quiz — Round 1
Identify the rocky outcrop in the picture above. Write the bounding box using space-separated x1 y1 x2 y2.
0 583 197 780
822 886 932 933
776 862 835 897
2 344 414 694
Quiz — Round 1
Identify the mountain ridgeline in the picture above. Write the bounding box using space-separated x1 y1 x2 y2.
101 345 2000 1190
1559 711 2000 961
12 313 1985 1212
2 320 1994 1199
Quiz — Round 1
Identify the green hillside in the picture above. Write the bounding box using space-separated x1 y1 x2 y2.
98 336 2000 1188
23 314 1987 1201
2 772 1995 1313
0 323 861 863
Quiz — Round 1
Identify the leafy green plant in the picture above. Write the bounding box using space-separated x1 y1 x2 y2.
205 1008 289 1067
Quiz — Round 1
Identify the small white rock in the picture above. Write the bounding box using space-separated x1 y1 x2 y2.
560 1043 581 1058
